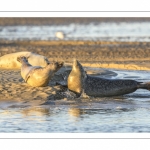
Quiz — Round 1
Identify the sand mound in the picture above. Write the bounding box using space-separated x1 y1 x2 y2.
0 67 117 103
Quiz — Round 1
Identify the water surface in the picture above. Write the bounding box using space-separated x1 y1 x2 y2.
0 21 150 133
1 22 150 41
0 69 150 133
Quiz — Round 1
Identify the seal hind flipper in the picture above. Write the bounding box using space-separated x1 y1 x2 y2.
138 82 150 90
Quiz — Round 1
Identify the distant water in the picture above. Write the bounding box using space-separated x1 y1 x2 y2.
1 69 150 132
1 22 150 133
1 22 150 41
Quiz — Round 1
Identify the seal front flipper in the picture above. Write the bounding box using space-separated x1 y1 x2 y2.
80 89 90 99
24 74 31 83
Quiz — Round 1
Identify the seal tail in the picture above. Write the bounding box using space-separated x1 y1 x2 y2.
138 82 150 90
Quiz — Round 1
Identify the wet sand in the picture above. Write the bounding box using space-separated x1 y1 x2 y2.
1 18 150 133
0 17 150 103
0 40 150 102
0 65 118 103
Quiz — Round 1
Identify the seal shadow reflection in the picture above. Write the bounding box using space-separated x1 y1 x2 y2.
21 107 51 117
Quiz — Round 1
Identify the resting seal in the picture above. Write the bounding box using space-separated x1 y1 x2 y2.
17 56 63 87
68 60 150 97
0 51 50 69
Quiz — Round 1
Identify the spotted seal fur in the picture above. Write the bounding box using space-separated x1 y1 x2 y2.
67 59 150 97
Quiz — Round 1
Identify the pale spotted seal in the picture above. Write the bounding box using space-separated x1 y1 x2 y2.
67 60 150 97
17 56 63 87
0 51 50 69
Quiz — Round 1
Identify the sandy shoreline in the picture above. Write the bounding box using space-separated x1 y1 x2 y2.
0 41 150 102
0 40 150 70
0 17 150 103
0 66 118 102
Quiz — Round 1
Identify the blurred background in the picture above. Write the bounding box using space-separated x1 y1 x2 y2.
1 17 150 41
0 17 150 65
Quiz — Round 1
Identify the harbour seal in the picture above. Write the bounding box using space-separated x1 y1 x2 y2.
68 60 150 97
0 51 50 69
17 56 63 87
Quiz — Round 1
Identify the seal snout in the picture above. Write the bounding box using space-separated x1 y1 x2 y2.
55 61 64 70
73 59 79 66
48 61 64 71
57 61 64 68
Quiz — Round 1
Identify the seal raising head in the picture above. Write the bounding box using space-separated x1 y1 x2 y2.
67 59 86 95
68 59 150 97
17 56 63 87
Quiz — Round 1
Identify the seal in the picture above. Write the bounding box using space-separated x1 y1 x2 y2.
17 56 63 87
68 59 150 97
67 59 86 95
0 51 50 69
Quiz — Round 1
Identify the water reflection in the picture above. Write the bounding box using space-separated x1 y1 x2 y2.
68 108 85 117
21 106 50 117
0 69 150 132
0 101 149 132
68 106 134 118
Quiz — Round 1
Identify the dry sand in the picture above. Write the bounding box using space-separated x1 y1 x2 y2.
0 65 117 102
0 40 150 102
0 40 150 70
0 17 150 103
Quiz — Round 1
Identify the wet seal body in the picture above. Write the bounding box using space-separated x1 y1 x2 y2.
0 51 50 69
17 56 63 87
68 60 150 97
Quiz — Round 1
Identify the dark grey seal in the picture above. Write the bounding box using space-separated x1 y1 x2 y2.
67 60 150 97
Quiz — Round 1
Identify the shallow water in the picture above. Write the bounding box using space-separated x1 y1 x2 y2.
1 22 150 41
1 69 150 133
1 21 150 132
